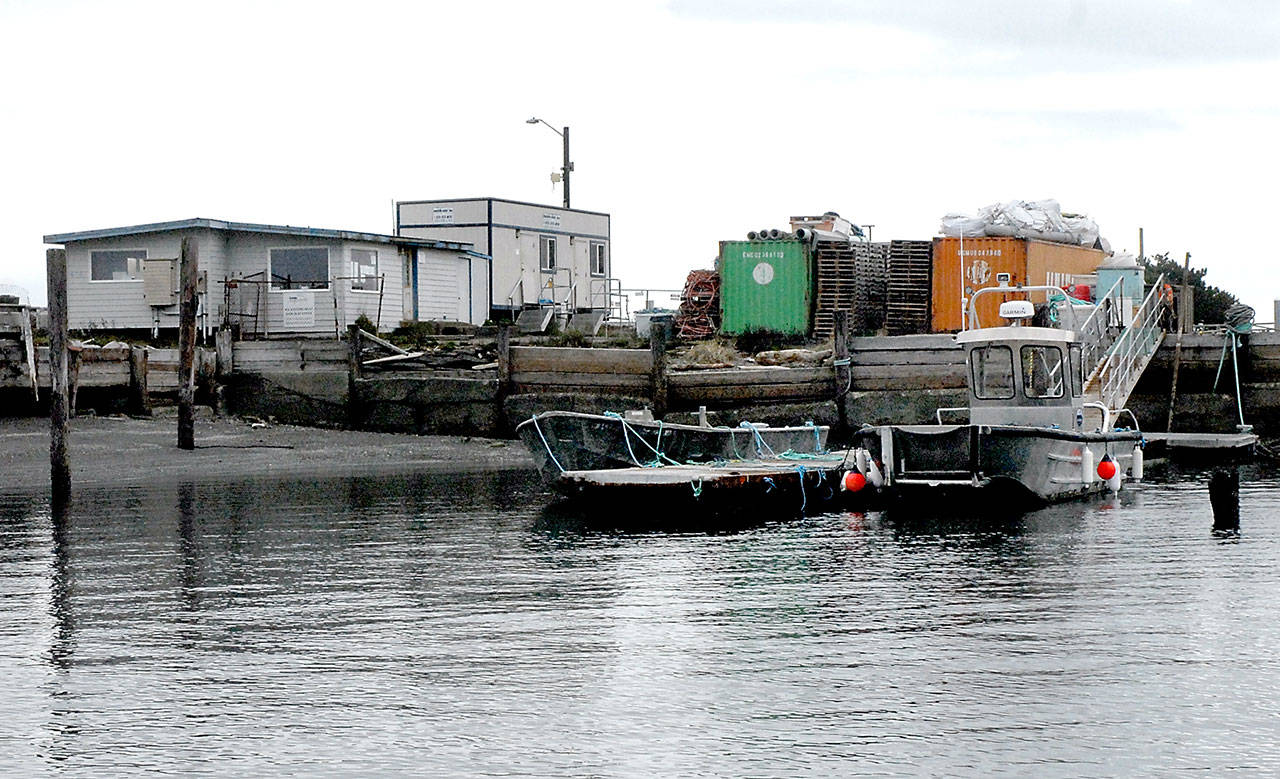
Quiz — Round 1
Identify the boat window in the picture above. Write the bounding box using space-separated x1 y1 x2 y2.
1022 345 1065 398
971 345 1015 400
1069 345 1083 397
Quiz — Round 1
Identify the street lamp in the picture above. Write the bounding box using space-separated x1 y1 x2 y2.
526 116 572 209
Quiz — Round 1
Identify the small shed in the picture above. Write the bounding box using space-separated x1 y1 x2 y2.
43 218 492 336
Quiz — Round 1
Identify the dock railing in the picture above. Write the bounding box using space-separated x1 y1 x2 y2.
1090 273 1167 412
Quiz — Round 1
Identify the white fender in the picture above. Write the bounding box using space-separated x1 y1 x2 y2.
1107 472 1123 493
867 459 885 488
1131 446 1144 481
1081 446 1095 484
855 448 869 476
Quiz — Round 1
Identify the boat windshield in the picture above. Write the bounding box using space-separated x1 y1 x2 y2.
1021 344 1064 398
971 345 1015 399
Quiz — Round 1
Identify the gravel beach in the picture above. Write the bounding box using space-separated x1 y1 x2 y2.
0 411 534 491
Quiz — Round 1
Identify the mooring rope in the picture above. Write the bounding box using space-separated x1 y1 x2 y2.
529 415 565 473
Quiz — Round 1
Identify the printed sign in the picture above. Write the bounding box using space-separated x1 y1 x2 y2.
542 213 561 229
432 207 454 224
281 291 315 328
752 262 775 286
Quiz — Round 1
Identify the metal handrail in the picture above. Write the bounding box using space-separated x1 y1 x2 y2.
1074 277 1126 379
506 277 524 311
1094 274 1166 410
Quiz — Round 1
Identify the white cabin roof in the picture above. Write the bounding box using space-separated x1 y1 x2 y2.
955 326 1078 345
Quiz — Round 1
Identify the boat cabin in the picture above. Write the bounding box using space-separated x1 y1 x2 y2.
957 326 1084 429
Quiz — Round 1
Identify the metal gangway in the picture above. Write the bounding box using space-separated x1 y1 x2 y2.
1080 273 1168 415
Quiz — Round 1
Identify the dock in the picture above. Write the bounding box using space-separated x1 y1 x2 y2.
553 455 849 513
1143 431 1259 459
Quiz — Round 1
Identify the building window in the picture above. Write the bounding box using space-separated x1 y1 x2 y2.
270 247 329 290
351 248 378 291
590 242 607 276
90 249 147 281
539 235 557 272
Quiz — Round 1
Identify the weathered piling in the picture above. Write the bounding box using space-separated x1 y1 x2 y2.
347 324 363 427
46 248 70 512
496 323 511 432
650 323 669 417
177 237 198 450
833 311 850 442
129 346 151 416
1209 468 1240 536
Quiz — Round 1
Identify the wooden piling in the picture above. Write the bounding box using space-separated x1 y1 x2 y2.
347 324 363 428
129 346 151 416
178 236 198 450
650 323 669 417
833 310 851 442
68 348 81 417
1209 468 1239 535
215 327 233 376
496 323 511 434
46 248 70 512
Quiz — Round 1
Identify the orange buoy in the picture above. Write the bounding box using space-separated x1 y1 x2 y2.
842 470 867 493
1097 453 1117 481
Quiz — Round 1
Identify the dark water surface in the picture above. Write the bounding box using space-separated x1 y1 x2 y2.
3 464 1280 776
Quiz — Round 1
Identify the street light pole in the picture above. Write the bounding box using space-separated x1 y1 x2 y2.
561 125 570 209
527 117 572 209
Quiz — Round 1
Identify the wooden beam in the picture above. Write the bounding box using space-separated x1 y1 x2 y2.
178 236 198 450
130 346 151 416
46 248 70 514
357 328 409 355
834 310 850 441
650 324 668 416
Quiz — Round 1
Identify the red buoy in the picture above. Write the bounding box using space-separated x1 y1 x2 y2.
842 471 867 493
1097 454 1117 481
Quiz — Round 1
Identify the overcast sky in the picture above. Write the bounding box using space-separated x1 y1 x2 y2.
2 0 1278 319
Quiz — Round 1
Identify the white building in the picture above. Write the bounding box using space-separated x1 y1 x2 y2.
395 198 611 319
43 218 491 335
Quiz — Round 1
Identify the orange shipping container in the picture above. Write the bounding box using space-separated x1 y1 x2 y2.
930 237 1104 332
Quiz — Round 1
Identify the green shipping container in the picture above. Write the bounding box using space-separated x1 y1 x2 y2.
718 240 813 335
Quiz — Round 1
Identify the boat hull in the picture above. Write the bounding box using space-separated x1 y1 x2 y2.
848 424 1144 509
516 411 829 484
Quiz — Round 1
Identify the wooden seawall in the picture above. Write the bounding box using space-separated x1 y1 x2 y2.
9 330 1279 439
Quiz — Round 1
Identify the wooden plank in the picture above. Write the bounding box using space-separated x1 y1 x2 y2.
76 348 132 362
851 334 958 350
843 350 966 366
669 367 834 388
673 381 834 403
512 371 651 389
363 351 427 366
358 329 408 355
510 346 652 375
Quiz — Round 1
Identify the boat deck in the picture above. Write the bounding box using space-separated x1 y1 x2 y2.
559 455 848 487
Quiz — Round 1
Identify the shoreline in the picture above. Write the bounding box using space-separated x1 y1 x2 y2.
0 411 534 493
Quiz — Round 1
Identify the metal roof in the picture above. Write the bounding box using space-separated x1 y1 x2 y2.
43 218 488 258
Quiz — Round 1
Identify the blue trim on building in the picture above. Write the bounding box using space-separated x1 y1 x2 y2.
394 196 610 219
400 222 609 242
44 217 478 253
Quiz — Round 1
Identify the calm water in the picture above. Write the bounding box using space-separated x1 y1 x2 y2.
3 464 1280 777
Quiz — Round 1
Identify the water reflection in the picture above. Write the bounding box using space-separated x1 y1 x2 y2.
0 465 1277 776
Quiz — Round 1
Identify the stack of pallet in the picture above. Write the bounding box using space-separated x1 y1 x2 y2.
884 240 933 335
812 240 889 339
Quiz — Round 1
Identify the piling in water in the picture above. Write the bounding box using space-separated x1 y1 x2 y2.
1209 468 1239 535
